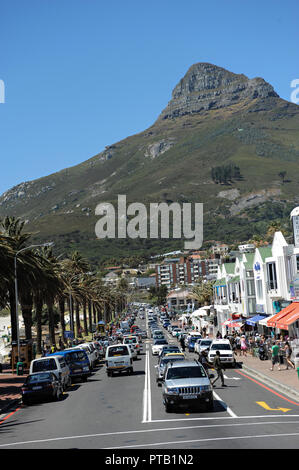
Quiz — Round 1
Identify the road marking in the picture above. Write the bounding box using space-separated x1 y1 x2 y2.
223 374 241 380
142 345 152 423
2 420 299 447
257 401 291 412
212 390 238 418
236 370 299 406
104 431 299 449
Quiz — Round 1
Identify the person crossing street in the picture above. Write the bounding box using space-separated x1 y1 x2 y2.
211 350 227 388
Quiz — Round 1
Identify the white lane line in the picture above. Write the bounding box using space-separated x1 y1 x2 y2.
212 390 238 418
147 345 152 422
142 346 149 423
2 420 299 448
104 431 299 449
145 413 299 423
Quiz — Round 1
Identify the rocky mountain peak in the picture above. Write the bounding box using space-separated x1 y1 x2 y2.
159 62 279 120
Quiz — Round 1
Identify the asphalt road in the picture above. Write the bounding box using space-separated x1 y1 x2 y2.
1 314 299 449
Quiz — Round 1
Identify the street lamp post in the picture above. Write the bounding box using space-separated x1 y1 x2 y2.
14 242 54 368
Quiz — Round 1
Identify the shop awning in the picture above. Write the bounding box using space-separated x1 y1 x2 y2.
222 318 243 328
267 303 298 328
258 315 274 327
245 314 267 326
276 303 299 330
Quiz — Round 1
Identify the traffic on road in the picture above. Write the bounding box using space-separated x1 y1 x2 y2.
1 303 299 450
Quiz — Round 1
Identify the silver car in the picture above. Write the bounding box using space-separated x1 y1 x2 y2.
162 360 214 412
155 354 185 385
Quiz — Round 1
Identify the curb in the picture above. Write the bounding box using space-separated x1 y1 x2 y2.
0 397 21 416
241 364 299 402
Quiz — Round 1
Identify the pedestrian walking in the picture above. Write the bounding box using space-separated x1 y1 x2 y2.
180 335 186 352
284 341 295 370
240 335 247 357
211 350 227 388
270 340 281 371
235 334 241 356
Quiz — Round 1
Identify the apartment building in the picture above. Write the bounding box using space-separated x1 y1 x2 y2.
155 255 220 288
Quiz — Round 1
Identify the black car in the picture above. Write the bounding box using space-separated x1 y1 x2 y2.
21 372 64 405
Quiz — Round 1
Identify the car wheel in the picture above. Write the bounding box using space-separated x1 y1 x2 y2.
206 400 214 412
22 398 30 406
165 402 173 413
82 375 88 382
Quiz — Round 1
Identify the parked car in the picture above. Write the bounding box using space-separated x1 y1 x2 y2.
194 339 212 355
208 339 236 367
73 343 98 369
49 349 91 382
30 355 71 391
155 353 185 385
21 372 64 405
105 344 133 376
162 360 214 412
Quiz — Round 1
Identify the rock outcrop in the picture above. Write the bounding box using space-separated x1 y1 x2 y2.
159 63 278 120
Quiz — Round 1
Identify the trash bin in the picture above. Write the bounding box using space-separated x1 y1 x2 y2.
16 361 24 376
297 367 299 380
294 357 299 370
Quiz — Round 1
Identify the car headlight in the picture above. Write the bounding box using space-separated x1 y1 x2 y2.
201 385 212 392
83 366 89 371
166 387 179 395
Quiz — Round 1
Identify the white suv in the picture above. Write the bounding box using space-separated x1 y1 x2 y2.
208 339 236 367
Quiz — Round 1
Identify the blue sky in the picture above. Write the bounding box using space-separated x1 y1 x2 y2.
0 0 298 195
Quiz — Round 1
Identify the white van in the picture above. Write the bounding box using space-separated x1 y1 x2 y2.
208 339 236 367
105 344 133 376
29 355 71 390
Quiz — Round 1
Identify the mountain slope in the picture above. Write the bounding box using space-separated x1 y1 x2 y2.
1 63 299 265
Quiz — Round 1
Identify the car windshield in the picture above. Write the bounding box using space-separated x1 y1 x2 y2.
211 344 232 350
67 351 87 362
200 341 211 346
162 348 180 354
154 339 168 345
189 337 200 341
32 358 57 372
108 346 129 357
167 366 206 380
27 373 52 383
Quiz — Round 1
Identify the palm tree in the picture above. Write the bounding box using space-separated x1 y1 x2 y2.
191 281 214 307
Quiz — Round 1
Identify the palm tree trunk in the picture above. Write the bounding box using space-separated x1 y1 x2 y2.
83 300 88 336
68 295 74 336
20 291 33 340
59 297 66 341
88 300 93 333
75 302 81 337
92 303 97 324
35 295 43 355
47 301 56 346
9 286 17 343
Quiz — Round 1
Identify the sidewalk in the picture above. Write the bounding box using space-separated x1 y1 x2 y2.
235 353 299 401
0 364 28 414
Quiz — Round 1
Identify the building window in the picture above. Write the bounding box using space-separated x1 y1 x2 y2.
247 280 255 296
267 262 278 290
256 280 263 301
